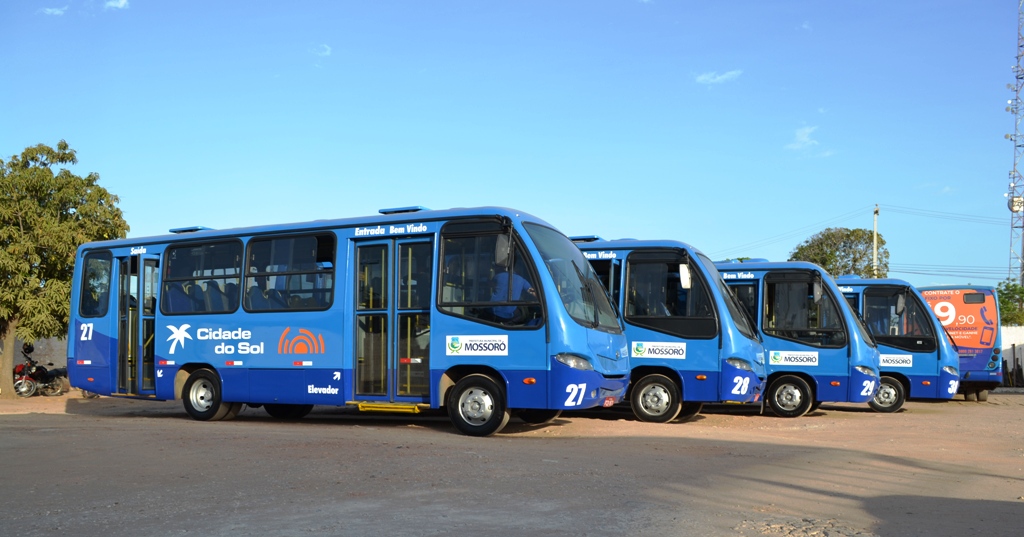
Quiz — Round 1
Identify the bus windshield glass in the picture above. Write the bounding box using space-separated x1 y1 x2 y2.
525 223 621 333
697 253 758 341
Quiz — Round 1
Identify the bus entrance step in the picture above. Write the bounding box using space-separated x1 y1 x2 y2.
351 402 429 414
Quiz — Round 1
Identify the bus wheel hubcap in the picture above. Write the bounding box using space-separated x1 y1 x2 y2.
640 385 670 415
776 385 802 411
458 388 494 425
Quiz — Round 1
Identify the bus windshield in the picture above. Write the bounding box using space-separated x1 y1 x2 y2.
525 223 621 333
697 253 758 341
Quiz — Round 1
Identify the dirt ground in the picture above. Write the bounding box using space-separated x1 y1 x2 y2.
2 390 1023 536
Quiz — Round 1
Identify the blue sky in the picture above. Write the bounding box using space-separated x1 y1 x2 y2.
1 1 1016 287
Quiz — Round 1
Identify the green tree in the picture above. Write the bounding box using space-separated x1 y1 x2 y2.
997 279 1024 326
0 141 128 399
789 227 888 278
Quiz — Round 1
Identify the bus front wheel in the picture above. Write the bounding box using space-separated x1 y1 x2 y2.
447 374 510 437
182 369 230 421
631 374 683 423
869 376 905 413
767 375 813 418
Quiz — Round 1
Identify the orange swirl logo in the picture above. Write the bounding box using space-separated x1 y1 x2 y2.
278 327 325 354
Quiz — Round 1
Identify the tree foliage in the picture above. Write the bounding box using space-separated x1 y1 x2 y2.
789 227 888 278
997 279 1024 326
0 141 128 398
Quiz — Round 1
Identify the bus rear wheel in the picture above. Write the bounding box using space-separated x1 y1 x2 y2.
182 369 230 421
447 374 510 437
869 376 905 413
767 375 813 418
264 404 313 420
630 374 683 423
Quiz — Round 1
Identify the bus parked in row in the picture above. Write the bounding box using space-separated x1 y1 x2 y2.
918 285 1003 401
837 276 960 412
573 238 766 422
714 261 880 418
67 206 630 436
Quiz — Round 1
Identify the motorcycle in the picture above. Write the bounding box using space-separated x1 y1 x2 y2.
13 343 69 397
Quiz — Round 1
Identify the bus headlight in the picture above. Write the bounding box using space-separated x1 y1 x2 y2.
854 365 877 378
554 353 594 371
725 358 753 372
942 366 959 376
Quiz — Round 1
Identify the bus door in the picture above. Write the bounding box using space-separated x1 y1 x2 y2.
115 252 159 396
354 238 434 404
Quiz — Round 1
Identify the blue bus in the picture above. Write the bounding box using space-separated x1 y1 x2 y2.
714 261 880 418
837 276 960 412
573 238 765 422
918 285 1003 401
67 206 630 436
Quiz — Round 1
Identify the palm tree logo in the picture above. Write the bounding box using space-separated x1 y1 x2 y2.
167 324 192 354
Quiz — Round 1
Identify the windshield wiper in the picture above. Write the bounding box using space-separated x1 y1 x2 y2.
571 260 599 328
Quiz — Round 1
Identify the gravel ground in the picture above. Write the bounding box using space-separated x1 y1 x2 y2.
1 391 1022 536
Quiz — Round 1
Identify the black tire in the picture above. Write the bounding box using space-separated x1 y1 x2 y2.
14 378 37 398
40 381 63 397
447 374 510 436
676 402 703 422
963 390 978 402
869 376 906 413
221 402 244 421
767 375 813 418
808 401 823 413
182 369 229 421
517 409 562 425
264 404 314 420
81 389 100 399
977 389 989 402
630 374 683 423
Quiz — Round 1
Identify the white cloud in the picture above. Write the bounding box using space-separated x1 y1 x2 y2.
801 21 812 31
785 126 820 150
105 0 129 9
695 70 742 85
41 6 68 15
315 44 332 57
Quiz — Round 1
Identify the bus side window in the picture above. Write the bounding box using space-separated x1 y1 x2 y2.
439 223 541 327
79 251 113 318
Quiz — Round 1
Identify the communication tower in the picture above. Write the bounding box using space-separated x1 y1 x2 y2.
1009 0 1024 284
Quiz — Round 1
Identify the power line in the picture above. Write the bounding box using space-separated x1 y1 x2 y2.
710 205 872 258
879 204 1004 226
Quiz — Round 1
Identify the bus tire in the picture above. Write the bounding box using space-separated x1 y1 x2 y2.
869 376 905 413
182 369 229 421
767 375 813 418
677 402 703 422
963 390 978 402
264 404 314 420
517 409 562 425
977 389 989 402
447 374 510 437
221 402 244 421
630 374 683 423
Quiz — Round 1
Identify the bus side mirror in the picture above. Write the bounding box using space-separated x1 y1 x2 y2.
895 293 906 316
678 264 692 290
812 281 822 304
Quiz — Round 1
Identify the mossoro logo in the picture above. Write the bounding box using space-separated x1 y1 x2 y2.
632 341 687 358
769 350 819 366
880 354 913 368
446 335 509 356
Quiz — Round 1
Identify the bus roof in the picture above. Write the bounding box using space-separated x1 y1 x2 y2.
75 206 553 251
714 260 831 275
573 237 707 256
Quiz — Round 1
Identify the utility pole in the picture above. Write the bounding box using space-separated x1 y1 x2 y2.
872 205 879 278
